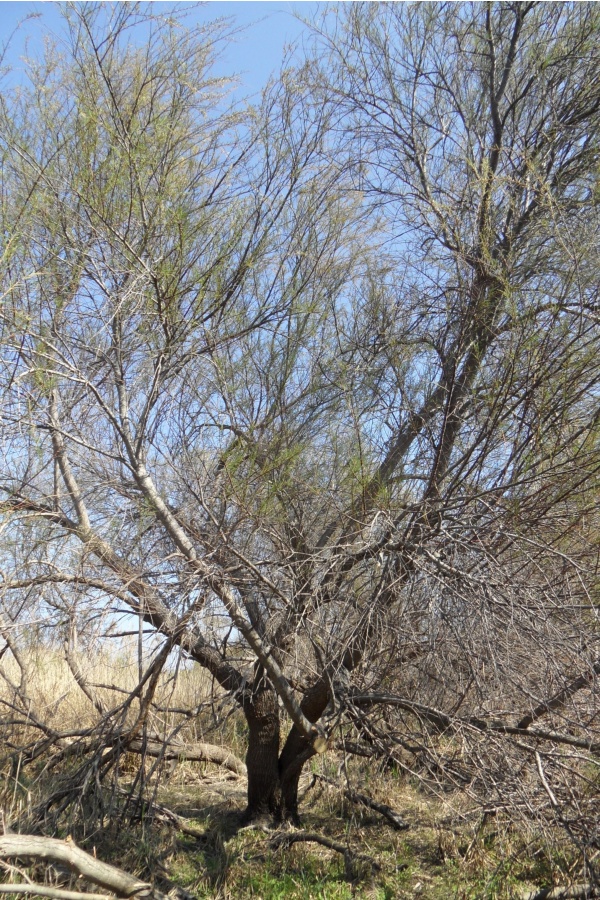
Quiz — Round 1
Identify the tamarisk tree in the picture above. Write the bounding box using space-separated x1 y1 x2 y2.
1 1 599 840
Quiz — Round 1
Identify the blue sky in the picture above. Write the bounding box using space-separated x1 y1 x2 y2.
0 1 333 654
0 1 327 97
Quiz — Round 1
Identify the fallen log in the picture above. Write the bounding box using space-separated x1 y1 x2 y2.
128 737 247 777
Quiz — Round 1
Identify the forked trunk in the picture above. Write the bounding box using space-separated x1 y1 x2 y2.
243 675 331 824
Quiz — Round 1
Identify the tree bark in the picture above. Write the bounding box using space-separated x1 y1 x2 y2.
243 674 282 821
277 676 330 823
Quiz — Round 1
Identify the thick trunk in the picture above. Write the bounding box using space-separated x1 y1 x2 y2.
243 678 282 821
243 673 331 824
277 676 331 823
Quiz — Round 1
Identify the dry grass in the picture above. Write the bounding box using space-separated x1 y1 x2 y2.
0 642 223 742
0 645 591 899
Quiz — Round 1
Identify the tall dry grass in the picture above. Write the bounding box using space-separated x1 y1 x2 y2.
0 640 250 842
0 642 220 741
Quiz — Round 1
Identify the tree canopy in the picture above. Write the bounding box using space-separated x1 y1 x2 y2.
0 0 599 873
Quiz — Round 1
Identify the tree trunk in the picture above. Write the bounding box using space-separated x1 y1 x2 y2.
243 672 331 824
277 676 331 824
243 676 282 821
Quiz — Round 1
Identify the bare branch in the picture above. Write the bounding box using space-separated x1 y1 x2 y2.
0 835 165 899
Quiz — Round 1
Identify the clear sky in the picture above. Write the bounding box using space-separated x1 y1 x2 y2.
0 1 327 98
0 1 331 652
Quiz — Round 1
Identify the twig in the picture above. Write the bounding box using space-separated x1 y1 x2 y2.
535 751 558 809
269 830 380 879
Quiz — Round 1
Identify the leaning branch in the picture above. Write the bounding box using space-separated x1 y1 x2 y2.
0 491 245 699
517 658 600 729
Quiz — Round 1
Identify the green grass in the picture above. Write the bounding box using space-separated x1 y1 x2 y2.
0 746 578 900
152 771 569 900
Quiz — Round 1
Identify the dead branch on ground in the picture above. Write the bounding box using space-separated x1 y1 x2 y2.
0 834 169 900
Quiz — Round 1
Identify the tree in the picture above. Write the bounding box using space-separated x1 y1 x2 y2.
0 2 362 826
305 0 600 847
0 1 599 854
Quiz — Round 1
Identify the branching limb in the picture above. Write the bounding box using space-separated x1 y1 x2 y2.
350 693 600 752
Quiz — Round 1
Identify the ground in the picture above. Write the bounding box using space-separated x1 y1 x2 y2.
108 760 574 900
